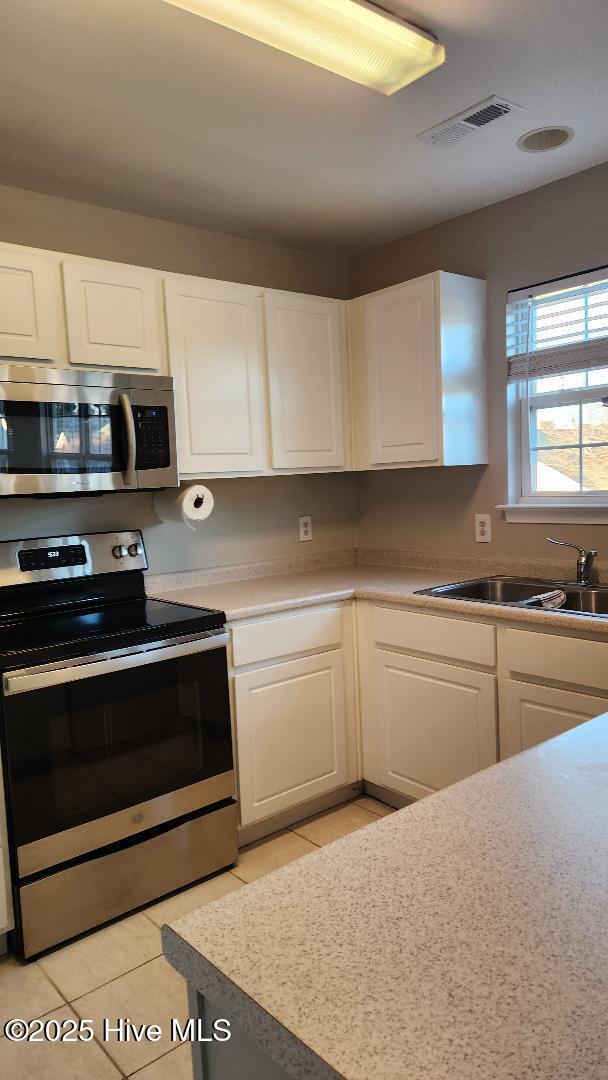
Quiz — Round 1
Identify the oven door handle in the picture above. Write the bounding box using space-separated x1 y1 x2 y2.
119 392 137 488
2 631 229 696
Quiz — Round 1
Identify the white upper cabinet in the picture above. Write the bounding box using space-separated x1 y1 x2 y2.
0 241 489 478
264 291 347 470
0 247 65 362
365 276 438 465
349 271 487 470
164 275 266 476
62 259 164 370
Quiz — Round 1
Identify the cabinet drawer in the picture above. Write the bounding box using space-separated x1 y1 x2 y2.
503 629 608 693
231 607 343 667
372 606 495 667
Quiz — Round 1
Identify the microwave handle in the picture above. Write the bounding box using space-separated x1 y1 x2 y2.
119 393 137 488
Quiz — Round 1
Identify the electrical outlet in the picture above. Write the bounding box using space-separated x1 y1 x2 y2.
475 514 491 543
299 515 312 542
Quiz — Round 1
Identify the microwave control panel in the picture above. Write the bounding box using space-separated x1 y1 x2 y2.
134 405 171 470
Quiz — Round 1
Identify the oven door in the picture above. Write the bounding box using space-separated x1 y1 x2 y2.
0 381 138 495
1 631 233 877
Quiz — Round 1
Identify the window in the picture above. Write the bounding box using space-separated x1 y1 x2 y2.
507 270 608 504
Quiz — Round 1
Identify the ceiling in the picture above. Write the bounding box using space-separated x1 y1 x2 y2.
1 0 608 255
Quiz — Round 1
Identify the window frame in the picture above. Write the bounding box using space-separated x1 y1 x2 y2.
519 378 608 504
508 270 608 511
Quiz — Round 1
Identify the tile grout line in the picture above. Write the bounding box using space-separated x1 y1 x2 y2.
32 962 71 1007
60 951 164 1005
126 1042 183 1078
8 807 391 1043
69 993 129 1079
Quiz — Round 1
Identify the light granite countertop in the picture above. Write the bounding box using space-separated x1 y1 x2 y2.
163 715 608 1080
151 561 608 637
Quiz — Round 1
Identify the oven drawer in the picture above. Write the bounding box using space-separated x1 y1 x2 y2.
19 801 238 958
18 771 234 877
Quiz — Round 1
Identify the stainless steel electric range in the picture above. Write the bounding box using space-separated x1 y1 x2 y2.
0 530 237 958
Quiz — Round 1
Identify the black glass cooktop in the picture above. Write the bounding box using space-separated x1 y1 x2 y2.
0 596 225 672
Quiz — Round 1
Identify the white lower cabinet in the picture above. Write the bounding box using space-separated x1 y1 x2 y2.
234 650 352 826
359 603 498 801
501 679 608 757
370 649 497 800
228 601 608 829
231 604 357 828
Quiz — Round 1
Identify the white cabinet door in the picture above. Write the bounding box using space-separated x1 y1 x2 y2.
501 680 608 758
165 276 266 475
0 248 63 361
264 292 346 470
234 651 350 826
62 260 163 369
365 276 438 465
371 650 497 799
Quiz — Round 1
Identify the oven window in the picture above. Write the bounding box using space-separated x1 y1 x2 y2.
0 400 124 474
3 650 232 850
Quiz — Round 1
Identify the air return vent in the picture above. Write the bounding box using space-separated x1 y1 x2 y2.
418 95 522 146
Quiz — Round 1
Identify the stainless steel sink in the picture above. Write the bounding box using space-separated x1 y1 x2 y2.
559 588 608 615
416 577 608 617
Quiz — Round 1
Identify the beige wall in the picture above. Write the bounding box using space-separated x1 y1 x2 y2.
351 160 608 566
0 182 348 297
0 183 354 574
0 475 356 575
4 163 608 575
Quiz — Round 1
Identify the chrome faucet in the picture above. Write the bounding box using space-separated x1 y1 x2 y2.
546 537 599 585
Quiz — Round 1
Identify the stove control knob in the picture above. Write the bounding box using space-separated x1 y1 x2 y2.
128 542 143 558
112 544 128 560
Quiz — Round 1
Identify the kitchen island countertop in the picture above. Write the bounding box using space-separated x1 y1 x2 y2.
162 714 608 1080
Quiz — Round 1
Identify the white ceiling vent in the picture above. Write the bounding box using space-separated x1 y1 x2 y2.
418 96 523 147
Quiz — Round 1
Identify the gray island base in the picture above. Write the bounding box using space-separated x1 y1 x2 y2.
162 715 608 1080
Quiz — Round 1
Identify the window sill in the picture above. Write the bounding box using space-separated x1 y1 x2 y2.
497 503 608 524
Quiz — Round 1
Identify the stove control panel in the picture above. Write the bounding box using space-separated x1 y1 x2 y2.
0 531 148 586
18 544 87 572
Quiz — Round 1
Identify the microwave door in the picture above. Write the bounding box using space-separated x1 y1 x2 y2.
0 383 134 496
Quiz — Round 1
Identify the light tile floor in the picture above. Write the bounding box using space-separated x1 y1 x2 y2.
0 796 394 1079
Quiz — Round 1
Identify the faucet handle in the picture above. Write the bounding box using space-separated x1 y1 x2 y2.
546 536 585 555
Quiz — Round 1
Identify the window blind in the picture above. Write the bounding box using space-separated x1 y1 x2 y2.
507 270 608 381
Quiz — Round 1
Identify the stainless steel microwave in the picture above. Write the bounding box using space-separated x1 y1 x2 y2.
0 363 178 496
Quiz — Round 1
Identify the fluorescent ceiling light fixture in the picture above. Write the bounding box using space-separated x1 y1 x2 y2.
161 0 446 95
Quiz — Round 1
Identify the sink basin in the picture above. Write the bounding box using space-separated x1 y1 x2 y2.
417 577 556 604
560 589 608 615
416 577 608 617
